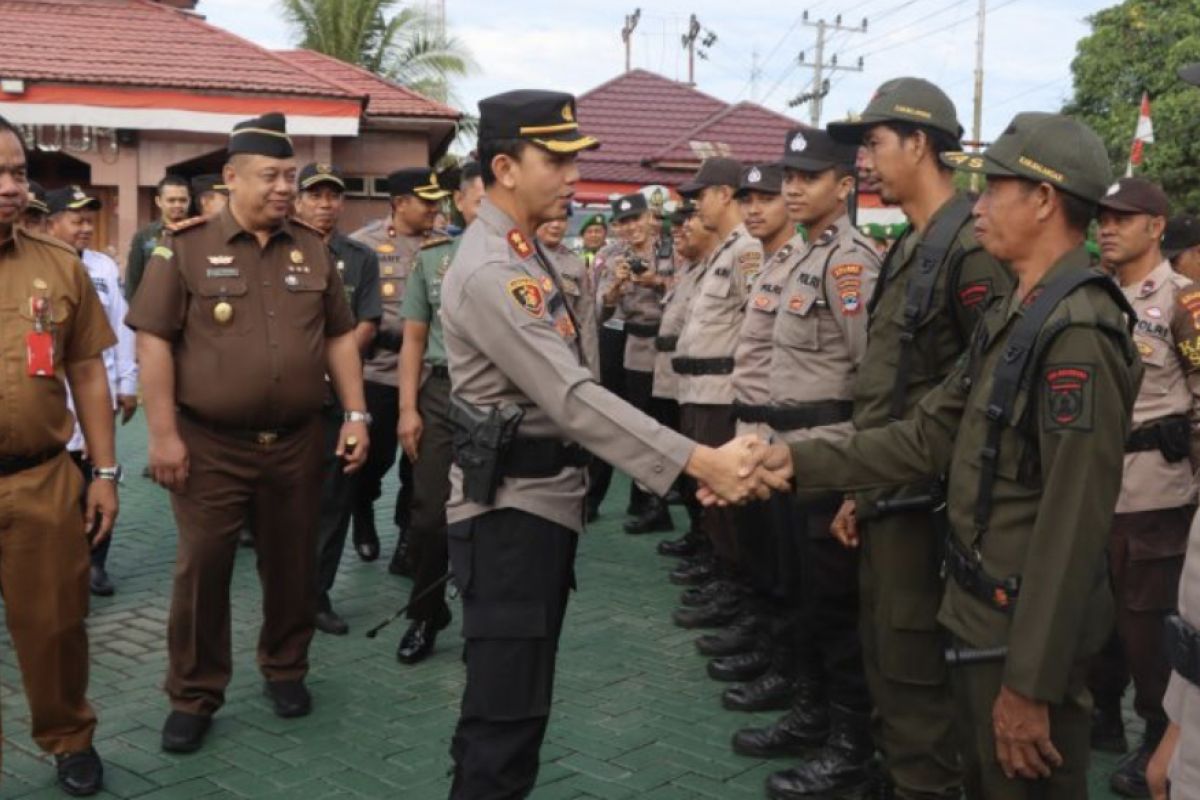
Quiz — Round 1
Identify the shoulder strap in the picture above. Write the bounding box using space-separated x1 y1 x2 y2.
972 268 1133 545
887 194 974 421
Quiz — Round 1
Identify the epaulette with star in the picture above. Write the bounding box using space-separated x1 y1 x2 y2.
421 235 453 251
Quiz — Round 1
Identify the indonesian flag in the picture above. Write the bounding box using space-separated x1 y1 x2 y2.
1126 92 1154 177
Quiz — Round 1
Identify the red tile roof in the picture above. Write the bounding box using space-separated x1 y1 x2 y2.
576 69 803 188
276 49 460 120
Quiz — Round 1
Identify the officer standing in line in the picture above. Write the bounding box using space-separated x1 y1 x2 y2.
1164 214 1200 283
1086 177 1200 796
393 160 484 663
538 212 600 377
23 180 50 233
350 168 448 571
439 89 769 799
189 174 228 220
128 112 369 754
125 175 191 301
293 161 383 637
743 112 1140 799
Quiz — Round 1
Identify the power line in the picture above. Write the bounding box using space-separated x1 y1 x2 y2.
852 0 1019 60
840 0 969 56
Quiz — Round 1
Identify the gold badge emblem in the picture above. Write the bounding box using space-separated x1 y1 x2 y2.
213 301 234 325
382 282 397 298
290 249 304 264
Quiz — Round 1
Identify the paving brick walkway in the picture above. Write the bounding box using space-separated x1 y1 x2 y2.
0 419 1136 798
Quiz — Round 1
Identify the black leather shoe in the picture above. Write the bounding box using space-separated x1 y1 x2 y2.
624 496 675 534
55 747 103 796
732 681 830 757
764 705 874 798
264 680 311 718
315 609 349 636
708 649 772 682
657 532 701 558
388 534 414 576
670 559 715 586
161 711 211 753
695 615 764 656
89 565 114 597
1092 704 1128 754
1110 724 1165 798
397 606 452 664
681 579 743 608
722 670 796 712
352 501 380 562
672 596 742 629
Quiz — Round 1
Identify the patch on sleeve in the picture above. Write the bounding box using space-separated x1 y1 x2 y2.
1179 290 1200 328
507 277 545 318
151 245 174 260
507 229 534 260
957 279 992 309
1042 364 1094 431
1178 336 1200 368
737 250 762 276
832 264 864 315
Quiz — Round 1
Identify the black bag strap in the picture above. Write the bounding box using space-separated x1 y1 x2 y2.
887 194 974 421
971 268 1135 547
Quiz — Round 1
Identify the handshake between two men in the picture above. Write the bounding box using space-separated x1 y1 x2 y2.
685 437 796 507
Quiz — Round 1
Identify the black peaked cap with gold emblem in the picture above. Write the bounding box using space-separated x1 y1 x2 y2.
299 162 346 191
228 112 294 158
387 167 450 201
478 90 600 154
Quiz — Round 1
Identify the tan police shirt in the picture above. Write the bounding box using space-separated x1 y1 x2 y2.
441 199 695 534
732 241 794 437
0 227 115 456
674 224 763 406
653 261 702 402
605 247 673 373
350 217 423 387
126 208 355 430
771 220 881 444
545 243 600 379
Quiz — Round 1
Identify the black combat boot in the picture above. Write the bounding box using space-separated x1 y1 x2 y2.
1110 719 1166 798
695 612 766 657
732 678 830 757
765 704 874 798
1091 702 1129 754
624 495 675 534
708 648 773 682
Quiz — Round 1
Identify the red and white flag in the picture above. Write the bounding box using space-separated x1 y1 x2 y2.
1127 92 1154 177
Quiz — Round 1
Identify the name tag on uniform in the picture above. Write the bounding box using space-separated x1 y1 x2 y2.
206 267 240 279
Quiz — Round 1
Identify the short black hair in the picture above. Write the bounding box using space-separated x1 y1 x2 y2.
478 139 530 187
833 163 857 181
0 113 27 157
157 174 190 195
1017 180 1097 234
882 121 960 173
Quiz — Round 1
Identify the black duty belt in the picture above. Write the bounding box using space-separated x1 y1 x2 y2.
0 448 62 477
763 401 854 431
672 356 735 376
1166 613 1200 688
943 537 1021 614
179 408 302 446
428 364 450 380
1125 414 1190 461
655 335 679 353
625 321 661 338
502 437 593 479
733 403 770 423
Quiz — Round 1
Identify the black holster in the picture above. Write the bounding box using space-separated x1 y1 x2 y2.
448 396 525 505
1126 414 1191 463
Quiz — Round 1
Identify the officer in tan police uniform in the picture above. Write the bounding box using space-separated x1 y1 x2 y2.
439 89 766 799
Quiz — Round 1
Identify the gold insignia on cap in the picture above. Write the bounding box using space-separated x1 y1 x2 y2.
893 104 932 120
213 301 234 325
562 103 574 122
290 249 304 264
1017 155 1065 183
317 163 332 174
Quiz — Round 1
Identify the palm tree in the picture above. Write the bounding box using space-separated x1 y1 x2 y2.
279 0 476 104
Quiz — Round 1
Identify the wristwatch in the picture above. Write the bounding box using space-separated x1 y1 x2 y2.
92 465 123 482
344 410 373 425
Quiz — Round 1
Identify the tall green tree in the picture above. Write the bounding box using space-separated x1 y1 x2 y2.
1065 0 1200 211
279 0 476 104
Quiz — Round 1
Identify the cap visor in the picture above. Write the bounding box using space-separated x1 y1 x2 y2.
611 210 642 222
530 134 600 154
825 120 872 145
1180 63 1200 86
1097 197 1161 216
26 201 49 215
677 180 706 198
414 188 451 201
779 155 841 173
940 151 1016 178
301 175 345 191
68 198 102 211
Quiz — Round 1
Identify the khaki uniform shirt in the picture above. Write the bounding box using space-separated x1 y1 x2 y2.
0 228 115 456
1165 512 1200 791
600 246 673 373
675 224 763 406
545 243 600 380
350 218 423 386
592 243 625 330
441 199 694 534
794 247 1141 702
653 261 702 402
126 208 355 429
1118 261 1200 513
770 220 882 445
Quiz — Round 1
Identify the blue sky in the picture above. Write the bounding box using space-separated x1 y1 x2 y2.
201 0 1111 147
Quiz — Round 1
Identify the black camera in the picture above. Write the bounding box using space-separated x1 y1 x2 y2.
627 254 648 275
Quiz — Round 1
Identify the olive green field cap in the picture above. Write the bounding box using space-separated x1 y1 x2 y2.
826 77 963 144
940 112 1113 203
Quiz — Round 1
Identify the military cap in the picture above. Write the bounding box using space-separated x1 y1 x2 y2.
1163 214 1200 259
610 192 648 222
26 180 49 215
46 185 101 214
579 212 607 230
190 174 228 197
298 162 345 192
941 112 1112 203
666 200 697 225
678 157 743 197
228 112 293 158
461 160 482 181
1180 63 1200 86
386 167 450 201
1097 177 1169 217
780 127 858 172
477 90 599 153
827 77 963 144
735 163 784 197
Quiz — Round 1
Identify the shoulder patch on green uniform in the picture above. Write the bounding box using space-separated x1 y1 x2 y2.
151 245 174 260
421 235 452 251
1042 363 1094 432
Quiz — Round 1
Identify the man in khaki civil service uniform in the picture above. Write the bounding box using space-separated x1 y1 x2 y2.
439 88 767 799
742 112 1140 799
0 114 119 797
128 112 370 754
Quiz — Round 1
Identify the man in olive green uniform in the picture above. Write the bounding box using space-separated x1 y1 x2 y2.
394 160 484 664
295 162 383 637
746 112 1140 799
125 174 190 301
128 113 369 754
350 168 449 570
816 78 1012 799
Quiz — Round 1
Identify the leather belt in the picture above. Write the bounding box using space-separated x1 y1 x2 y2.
734 401 854 430
625 321 661 338
672 356 735 376
502 437 593 479
655 335 679 353
0 447 62 477
179 408 302 446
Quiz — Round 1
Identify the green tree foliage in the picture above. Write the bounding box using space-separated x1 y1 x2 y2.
1064 0 1200 211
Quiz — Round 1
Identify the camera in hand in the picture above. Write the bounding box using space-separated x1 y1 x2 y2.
627 255 648 275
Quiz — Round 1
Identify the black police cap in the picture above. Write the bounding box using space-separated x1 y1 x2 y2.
678 157 743 197
26 180 49 215
779 127 858 173
610 192 649 222
386 167 450 201
478 90 599 153
46 185 101 215
228 112 294 158
298 162 345 192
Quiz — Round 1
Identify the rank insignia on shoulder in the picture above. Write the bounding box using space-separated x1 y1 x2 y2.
775 244 794 262
507 229 534 259
421 235 451 250
507 276 545 317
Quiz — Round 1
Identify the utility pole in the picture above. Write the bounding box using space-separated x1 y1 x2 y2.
622 9 641 73
750 48 762 102
682 14 701 86
790 11 867 127
971 0 987 191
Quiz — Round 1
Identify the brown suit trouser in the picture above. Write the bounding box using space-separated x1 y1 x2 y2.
0 452 96 755
679 403 738 568
165 415 324 716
